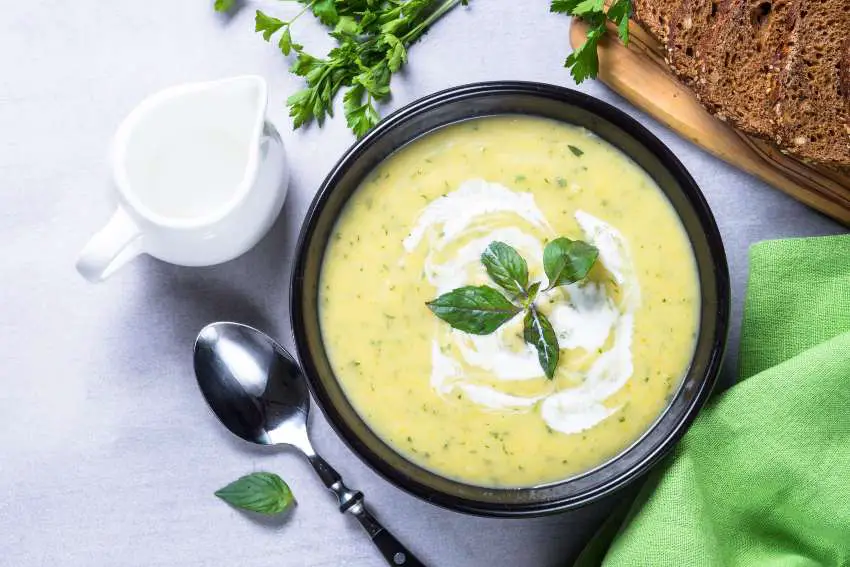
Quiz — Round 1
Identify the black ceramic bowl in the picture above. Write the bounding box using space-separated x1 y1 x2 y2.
291 81 730 517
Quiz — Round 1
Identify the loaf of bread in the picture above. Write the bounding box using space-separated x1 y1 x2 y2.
632 0 850 165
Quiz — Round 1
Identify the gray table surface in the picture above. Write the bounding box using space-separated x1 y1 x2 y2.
1 2 845 566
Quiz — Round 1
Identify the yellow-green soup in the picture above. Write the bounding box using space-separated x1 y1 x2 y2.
319 116 699 487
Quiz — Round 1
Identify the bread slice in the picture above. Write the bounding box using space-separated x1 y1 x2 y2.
632 0 681 44
665 0 724 87
773 0 850 164
629 0 850 165
692 0 798 138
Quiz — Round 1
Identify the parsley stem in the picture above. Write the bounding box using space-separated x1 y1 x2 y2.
289 0 316 25
400 0 464 44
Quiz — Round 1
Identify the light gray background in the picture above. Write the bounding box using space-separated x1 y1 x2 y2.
1 2 844 566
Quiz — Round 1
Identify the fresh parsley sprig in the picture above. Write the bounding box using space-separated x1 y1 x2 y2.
551 0 632 84
427 239 599 379
220 0 469 138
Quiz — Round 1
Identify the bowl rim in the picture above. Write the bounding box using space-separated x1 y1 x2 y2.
291 80 730 517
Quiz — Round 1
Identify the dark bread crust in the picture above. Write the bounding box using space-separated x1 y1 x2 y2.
633 0 681 43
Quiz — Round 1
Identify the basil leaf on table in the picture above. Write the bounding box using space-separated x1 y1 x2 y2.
543 237 599 289
523 307 560 379
427 285 521 335
481 241 529 296
215 472 295 515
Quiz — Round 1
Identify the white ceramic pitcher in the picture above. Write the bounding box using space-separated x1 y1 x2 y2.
76 76 288 282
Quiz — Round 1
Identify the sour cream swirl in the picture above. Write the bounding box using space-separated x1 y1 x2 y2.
402 179 641 434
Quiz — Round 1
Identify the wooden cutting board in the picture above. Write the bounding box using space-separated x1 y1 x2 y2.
570 19 850 225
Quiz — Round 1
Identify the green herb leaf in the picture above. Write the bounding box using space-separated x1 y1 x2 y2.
550 0 583 13
606 0 632 44
343 85 381 138
572 0 605 16
215 472 295 515
427 286 521 335
553 0 632 83
359 10 378 30
564 24 604 84
290 52 321 76
523 307 559 379
310 0 340 26
279 27 293 55
384 35 407 73
543 237 599 289
568 145 584 157
334 16 359 36
524 281 542 308
214 0 236 13
427 236 599 377
481 241 529 296
355 62 392 100
255 11 285 42
287 88 315 129
248 0 468 137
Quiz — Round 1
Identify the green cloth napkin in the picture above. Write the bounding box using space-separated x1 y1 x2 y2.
577 234 850 567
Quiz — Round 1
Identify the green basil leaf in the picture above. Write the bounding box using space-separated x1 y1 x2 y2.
543 237 599 289
427 286 521 335
523 307 560 379
525 281 541 305
215 472 295 515
481 241 529 296
568 145 584 157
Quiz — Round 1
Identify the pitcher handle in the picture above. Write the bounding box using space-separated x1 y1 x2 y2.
76 207 144 282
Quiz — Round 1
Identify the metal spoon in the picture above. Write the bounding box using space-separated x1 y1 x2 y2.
193 321 425 567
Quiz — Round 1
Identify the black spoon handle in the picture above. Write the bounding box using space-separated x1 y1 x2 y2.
307 453 427 567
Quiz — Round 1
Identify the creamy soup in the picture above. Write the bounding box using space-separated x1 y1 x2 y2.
319 116 699 487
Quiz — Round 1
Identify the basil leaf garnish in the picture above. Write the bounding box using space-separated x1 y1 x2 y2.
427 235 598 378
481 241 529 296
524 281 541 307
523 307 559 379
528 282 540 305
568 145 584 157
215 472 295 515
427 285 521 335
543 237 599 289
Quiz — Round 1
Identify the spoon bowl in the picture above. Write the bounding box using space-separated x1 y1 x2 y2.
194 322 310 449
193 322 425 567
